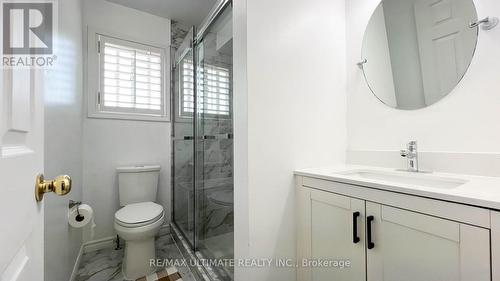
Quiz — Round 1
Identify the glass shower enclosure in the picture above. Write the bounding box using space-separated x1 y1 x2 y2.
172 1 233 280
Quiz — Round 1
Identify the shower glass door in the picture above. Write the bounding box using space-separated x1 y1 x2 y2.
172 2 233 280
172 27 196 247
195 5 234 280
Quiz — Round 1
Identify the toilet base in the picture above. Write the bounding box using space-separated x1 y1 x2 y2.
114 207 165 280
122 237 156 280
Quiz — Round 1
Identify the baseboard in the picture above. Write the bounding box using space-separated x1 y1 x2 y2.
69 244 84 281
82 236 116 253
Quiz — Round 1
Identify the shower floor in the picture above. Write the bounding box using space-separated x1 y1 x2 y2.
75 232 198 281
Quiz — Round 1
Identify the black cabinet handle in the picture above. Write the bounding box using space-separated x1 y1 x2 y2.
352 211 360 244
367 215 375 249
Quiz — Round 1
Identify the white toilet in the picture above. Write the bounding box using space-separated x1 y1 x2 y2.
114 165 165 280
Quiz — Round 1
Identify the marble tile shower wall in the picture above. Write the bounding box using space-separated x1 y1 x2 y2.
173 119 234 236
171 21 190 50
199 122 234 240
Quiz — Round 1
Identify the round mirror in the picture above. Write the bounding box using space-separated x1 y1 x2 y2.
361 0 478 110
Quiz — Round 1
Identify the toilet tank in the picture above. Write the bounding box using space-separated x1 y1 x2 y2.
117 165 161 206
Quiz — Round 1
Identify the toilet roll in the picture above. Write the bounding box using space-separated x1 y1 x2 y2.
68 204 96 242
68 204 94 228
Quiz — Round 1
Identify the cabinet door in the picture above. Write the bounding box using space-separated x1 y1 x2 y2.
297 187 366 281
366 202 490 281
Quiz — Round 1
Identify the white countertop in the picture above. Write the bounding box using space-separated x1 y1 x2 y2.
295 165 500 210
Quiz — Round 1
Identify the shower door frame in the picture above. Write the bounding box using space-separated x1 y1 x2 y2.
171 26 197 249
171 0 232 251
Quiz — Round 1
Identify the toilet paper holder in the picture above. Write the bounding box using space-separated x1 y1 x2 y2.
69 200 85 222
69 200 81 209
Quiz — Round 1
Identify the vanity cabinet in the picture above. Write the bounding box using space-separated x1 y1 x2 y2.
365 202 490 281
297 187 366 281
297 177 491 281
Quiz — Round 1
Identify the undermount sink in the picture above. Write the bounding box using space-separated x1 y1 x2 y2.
336 169 468 189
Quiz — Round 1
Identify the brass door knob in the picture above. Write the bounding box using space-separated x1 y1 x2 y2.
35 174 72 202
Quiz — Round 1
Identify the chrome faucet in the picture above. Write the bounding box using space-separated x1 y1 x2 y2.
400 141 418 172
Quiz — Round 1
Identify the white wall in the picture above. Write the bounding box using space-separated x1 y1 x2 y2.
233 0 347 279
82 0 171 239
44 0 83 280
232 0 249 279
347 0 500 173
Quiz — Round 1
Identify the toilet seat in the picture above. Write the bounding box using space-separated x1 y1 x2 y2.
115 202 164 228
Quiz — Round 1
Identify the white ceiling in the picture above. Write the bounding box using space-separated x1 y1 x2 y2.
105 0 217 26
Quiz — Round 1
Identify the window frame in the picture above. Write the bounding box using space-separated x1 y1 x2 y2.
87 27 170 122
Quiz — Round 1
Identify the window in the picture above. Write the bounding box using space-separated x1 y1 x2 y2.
88 30 169 122
180 60 231 117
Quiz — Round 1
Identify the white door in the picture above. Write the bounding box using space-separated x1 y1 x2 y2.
414 0 477 105
366 202 490 281
297 187 366 281
0 67 45 280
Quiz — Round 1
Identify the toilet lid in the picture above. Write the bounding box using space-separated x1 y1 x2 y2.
115 202 163 226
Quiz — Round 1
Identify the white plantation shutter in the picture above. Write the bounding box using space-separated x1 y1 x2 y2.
180 60 230 117
181 60 195 115
98 35 165 116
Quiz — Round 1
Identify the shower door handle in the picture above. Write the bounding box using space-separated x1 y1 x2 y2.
172 136 195 141
202 134 233 140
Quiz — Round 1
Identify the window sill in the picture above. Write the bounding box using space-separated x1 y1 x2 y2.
88 111 170 122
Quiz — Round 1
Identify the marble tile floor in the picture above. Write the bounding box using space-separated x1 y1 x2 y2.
75 234 197 281
199 232 234 281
